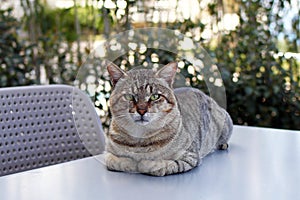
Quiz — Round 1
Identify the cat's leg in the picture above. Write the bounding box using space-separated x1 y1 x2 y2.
217 112 233 150
105 153 138 173
137 151 199 176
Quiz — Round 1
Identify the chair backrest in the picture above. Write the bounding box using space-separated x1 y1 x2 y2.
0 85 105 176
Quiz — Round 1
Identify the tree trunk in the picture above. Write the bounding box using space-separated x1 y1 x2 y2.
73 0 82 65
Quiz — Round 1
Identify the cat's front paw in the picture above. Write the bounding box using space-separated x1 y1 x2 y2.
138 160 166 176
138 160 175 176
105 153 137 173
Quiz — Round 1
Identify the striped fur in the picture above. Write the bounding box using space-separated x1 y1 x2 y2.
106 62 233 176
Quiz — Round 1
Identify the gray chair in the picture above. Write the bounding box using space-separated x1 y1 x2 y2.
0 85 105 176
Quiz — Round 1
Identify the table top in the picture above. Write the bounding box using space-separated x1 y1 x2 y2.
0 125 300 200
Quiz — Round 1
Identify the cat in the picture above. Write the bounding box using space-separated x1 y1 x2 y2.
105 62 233 176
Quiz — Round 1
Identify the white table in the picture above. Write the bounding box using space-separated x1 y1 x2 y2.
0 126 299 200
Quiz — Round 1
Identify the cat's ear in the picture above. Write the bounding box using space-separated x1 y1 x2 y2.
107 62 127 86
156 62 177 87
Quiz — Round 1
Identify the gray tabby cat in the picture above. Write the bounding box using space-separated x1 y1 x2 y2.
105 62 233 176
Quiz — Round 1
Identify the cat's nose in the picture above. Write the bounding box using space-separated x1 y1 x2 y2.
137 108 147 116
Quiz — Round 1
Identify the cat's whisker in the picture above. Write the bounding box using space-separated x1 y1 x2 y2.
114 114 127 117
113 115 127 120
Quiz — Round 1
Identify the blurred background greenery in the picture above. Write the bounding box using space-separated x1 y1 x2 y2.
0 0 299 130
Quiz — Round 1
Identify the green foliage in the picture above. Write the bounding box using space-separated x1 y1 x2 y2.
209 0 300 129
40 5 104 42
0 8 35 87
0 0 299 130
19 0 99 84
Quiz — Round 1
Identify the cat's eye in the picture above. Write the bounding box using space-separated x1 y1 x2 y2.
124 94 134 101
149 94 161 101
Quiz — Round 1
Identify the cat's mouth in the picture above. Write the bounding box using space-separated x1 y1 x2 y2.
131 113 151 125
133 114 150 125
134 118 150 125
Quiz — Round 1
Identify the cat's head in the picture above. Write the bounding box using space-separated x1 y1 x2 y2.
107 62 179 137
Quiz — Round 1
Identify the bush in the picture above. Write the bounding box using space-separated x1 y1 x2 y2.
210 0 300 129
0 8 35 86
0 1 299 130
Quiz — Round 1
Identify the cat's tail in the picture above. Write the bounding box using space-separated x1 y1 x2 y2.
217 111 233 150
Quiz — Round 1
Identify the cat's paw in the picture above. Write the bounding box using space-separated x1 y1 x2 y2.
138 160 166 176
138 160 175 176
105 153 137 173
